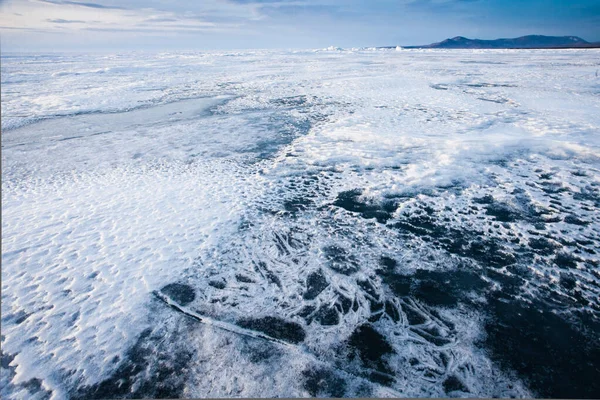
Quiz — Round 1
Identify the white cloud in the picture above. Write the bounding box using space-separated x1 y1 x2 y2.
0 0 260 34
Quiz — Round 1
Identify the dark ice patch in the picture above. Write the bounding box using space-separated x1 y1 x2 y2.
21 378 48 397
314 305 340 326
477 195 554 225
347 324 394 376
297 305 317 320
323 245 360 275
430 84 449 91
368 299 384 314
235 274 254 283
284 197 314 213
392 213 467 246
73 328 192 399
379 269 411 297
540 182 569 194
240 340 282 364
237 316 306 344
254 261 282 288
462 239 517 268
572 188 600 207
412 278 459 307
1 351 53 400
559 274 577 290
302 367 346 397
443 375 469 394
485 202 520 222
333 189 397 224
1 351 15 369
564 215 589 226
384 301 400 322
368 370 395 386
208 279 226 289
248 116 314 160
473 194 494 204
5 309 32 325
271 95 309 107
357 278 379 300
465 82 514 87
87 271 100 279
337 295 353 314
400 269 487 307
378 263 490 312
303 269 329 300
159 283 196 306
528 237 559 256
553 252 579 269
571 170 588 177
378 256 397 272
477 97 509 104
482 298 600 398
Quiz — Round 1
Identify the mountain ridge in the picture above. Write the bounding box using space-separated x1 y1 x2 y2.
401 35 600 49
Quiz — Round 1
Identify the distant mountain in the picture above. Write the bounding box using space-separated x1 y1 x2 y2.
403 35 599 49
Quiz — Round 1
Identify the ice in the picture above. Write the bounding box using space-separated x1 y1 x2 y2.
2 48 600 399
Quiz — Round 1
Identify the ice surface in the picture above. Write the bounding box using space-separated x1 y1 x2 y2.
2 48 600 399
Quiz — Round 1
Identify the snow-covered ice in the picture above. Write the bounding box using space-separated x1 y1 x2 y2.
2 48 600 399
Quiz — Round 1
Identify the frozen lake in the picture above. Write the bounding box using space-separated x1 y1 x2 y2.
2 48 600 399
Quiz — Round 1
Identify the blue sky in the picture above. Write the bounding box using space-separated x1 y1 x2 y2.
1 0 599 51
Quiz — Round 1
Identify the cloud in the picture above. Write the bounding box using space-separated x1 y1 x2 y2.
37 0 126 10
0 25 64 33
405 0 480 13
47 18 85 23
259 4 341 16
228 0 303 3
1 0 245 34
142 17 179 23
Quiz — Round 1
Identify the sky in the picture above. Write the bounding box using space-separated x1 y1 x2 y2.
0 0 599 51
